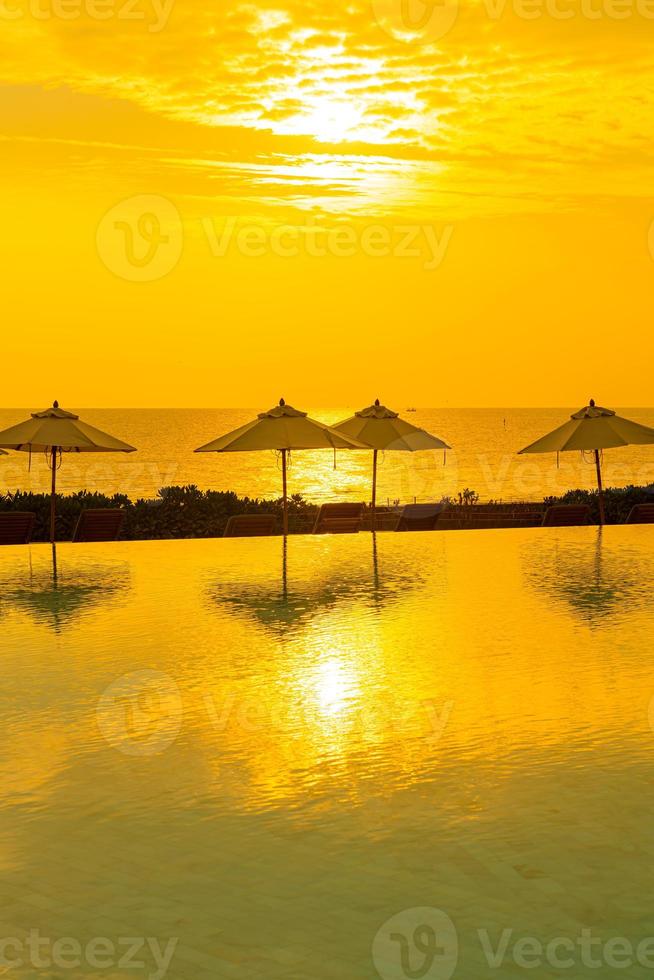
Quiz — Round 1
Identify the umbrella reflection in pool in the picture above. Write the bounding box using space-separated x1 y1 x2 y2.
0 545 131 633
208 535 427 636
523 528 652 627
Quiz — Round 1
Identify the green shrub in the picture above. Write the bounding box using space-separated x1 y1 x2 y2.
0 486 319 541
3 483 650 541
543 485 653 525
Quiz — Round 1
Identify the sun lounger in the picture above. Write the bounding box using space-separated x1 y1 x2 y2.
542 505 592 527
395 503 447 531
368 508 403 531
434 504 544 530
72 509 125 542
223 514 277 537
0 512 36 545
625 503 654 524
312 503 363 534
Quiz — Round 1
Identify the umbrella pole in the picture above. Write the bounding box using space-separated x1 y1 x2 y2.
594 449 606 526
50 447 58 544
371 449 378 530
282 535 288 600
281 448 288 536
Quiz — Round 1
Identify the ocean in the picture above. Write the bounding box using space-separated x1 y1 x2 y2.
1 407 653 505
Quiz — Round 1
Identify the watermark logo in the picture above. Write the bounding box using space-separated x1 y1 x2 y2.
372 908 458 980
371 0 459 42
395 448 458 506
96 669 183 756
96 195 183 282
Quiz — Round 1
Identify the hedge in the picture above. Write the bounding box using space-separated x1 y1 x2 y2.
0 486 318 541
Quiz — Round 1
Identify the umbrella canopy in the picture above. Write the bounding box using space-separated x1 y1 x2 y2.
196 400 365 453
0 403 136 453
335 400 450 452
519 402 654 454
0 402 136 542
195 399 365 534
519 400 654 525
334 400 451 525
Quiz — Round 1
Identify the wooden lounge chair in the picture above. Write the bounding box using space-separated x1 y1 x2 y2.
625 503 654 524
312 503 363 534
542 505 592 527
368 508 402 532
72 509 125 542
0 512 36 545
435 503 544 531
223 514 277 537
395 503 447 532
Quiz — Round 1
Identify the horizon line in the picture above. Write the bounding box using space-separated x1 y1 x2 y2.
2 404 654 412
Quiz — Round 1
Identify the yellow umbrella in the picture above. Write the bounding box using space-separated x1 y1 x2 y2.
334 399 451 526
0 402 136 542
518 399 654 525
195 399 365 535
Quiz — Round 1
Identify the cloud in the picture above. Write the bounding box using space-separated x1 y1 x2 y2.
0 0 653 218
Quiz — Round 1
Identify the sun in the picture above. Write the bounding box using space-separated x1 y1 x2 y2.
273 97 367 144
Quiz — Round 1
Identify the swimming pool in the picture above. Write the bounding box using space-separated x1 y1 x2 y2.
1 527 653 979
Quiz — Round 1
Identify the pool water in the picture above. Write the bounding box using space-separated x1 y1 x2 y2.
1 527 653 979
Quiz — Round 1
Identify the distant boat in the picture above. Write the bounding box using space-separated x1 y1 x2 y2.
406 407 417 413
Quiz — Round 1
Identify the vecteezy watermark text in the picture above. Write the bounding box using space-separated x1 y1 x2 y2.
479 927 654 970
0 931 177 979
372 0 654 44
372 909 654 979
95 669 455 757
96 195 455 281
0 0 174 31
203 217 454 271
488 0 654 16
204 690 454 745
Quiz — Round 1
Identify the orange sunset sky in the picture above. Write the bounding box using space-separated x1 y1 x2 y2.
1 0 653 406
